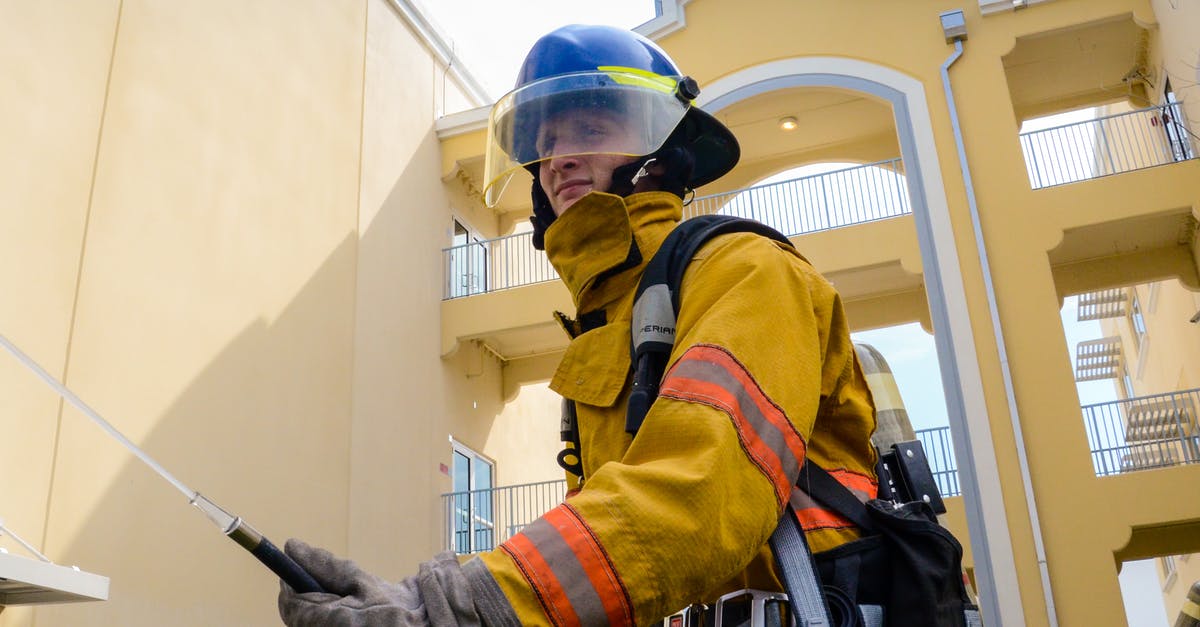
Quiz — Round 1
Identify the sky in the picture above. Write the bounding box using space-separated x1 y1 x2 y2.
419 0 658 100
418 3 1173 620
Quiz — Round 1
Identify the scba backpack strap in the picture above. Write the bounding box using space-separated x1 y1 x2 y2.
627 215 980 627
626 214 792 435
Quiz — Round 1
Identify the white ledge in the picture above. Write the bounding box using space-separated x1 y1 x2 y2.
0 552 109 606
636 0 691 40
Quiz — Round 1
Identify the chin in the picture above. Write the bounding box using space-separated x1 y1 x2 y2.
556 191 591 215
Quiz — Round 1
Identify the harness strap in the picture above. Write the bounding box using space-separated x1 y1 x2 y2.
769 505 833 627
627 215 792 435
798 463 877 534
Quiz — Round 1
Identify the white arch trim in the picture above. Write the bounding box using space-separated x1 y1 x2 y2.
699 58 1026 626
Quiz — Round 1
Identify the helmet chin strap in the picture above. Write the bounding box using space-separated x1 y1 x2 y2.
608 156 658 198
629 157 658 187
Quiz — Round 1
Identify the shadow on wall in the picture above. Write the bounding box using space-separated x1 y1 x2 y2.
35 234 358 627
32 128 504 626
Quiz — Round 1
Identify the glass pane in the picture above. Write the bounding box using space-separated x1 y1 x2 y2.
453 451 470 493
473 459 492 491
452 451 472 553
472 460 494 550
453 491 470 553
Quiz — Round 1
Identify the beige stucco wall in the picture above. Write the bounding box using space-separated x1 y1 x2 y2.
0 1 493 625
0 3 123 625
4 0 1199 625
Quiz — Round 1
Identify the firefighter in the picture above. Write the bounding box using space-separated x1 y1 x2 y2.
278 24 877 626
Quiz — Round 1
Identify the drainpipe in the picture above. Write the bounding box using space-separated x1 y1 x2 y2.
939 10 1059 627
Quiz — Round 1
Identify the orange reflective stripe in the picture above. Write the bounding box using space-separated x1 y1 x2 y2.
794 506 856 531
789 486 856 531
502 532 581 627
499 504 633 627
827 468 878 500
789 468 878 532
659 344 806 507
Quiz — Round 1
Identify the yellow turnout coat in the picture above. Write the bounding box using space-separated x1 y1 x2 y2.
475 191 878 626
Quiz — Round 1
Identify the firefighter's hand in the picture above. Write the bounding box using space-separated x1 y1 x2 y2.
277 539 482 627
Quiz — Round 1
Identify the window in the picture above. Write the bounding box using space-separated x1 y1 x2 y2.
1120 364 1136 400
1160 554 1178 589
448 219 488 298
1128 288 1147 353
450 442 495 554
1162 78 1195 162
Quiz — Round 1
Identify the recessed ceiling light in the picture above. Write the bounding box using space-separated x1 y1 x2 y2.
779 116 798 131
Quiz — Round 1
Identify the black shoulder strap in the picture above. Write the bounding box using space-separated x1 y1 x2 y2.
625 215 793 435
798 463 877 533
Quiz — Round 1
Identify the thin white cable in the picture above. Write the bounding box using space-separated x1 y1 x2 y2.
0 518 53 563
0 333 197 501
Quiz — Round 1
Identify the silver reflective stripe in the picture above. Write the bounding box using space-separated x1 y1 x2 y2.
631 284 676 349
966 608 983 627
858 605 884 627
671 358 802 485
519 516 609 623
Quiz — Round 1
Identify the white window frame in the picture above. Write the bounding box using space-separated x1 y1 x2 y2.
979 0 1057 15
448 217 489 298
449 440 496 554
1120 363 1136 400
1160 554 1178 590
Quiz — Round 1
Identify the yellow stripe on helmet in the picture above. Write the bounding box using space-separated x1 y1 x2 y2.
596 65 679 96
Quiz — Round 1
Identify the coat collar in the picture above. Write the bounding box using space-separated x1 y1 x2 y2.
545 191 683 313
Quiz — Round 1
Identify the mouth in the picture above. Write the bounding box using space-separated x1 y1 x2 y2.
554 179 591 197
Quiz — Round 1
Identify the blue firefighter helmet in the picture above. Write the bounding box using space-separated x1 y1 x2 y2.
482 24 740 212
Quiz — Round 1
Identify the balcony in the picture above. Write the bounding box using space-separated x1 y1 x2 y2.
441 479 567 555
916 426 961 499
1084 388 1200 477
1076 288 1127 322
1075 336 1122 382
442 427 959 556
441 159 910 300
1020 103 1197 190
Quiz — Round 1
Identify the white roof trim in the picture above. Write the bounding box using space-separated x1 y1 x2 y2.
435 105 489 139
385 0 490 106
635 0 692 40
979 0 1057 16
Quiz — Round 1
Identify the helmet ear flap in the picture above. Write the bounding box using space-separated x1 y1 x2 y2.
529 171 555 251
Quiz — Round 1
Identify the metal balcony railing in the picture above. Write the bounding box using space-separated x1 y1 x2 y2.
443 431 963 557
441 159 910 299
1084 388 1200 477
915 426 961 498
1020 103 1198 189
1076 288 1127 322
439 391 1200 550
444 231 558 299
1075 336 1123 382
442 479 567 555
683 158 910 233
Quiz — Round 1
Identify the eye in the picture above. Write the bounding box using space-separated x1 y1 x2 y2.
535 133 556 158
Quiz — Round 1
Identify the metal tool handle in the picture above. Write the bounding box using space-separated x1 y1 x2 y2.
251 536 325 594
227 520 325 594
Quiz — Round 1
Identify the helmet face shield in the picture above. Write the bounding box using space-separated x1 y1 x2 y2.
483 69 689 207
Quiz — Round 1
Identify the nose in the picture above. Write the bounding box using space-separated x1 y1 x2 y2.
547 153 581 174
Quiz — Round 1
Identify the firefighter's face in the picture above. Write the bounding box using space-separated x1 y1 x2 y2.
536 109 638 216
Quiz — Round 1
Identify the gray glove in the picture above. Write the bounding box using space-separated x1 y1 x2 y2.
277 539 483 627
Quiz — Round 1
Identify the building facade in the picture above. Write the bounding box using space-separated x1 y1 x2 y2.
2 0 1198 625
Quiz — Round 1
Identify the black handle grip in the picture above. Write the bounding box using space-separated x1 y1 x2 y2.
251 535 326 594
